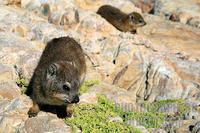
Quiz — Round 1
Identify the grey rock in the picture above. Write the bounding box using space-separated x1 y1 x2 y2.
192 121 200 133
187 17 200 29
184 109 200 120
148 128 167 133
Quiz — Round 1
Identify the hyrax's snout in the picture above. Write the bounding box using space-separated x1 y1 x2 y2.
71 95 79 103
141 21 146 26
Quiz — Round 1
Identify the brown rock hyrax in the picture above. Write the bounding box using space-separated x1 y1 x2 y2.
97 5 146 33
27 37 86 117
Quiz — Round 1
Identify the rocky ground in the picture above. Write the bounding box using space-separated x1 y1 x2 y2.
0 0 200 133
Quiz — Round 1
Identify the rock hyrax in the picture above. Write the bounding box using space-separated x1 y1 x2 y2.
27 37 86 117
97 5 146 33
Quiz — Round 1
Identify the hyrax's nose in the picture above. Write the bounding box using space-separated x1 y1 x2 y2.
71 95 79 103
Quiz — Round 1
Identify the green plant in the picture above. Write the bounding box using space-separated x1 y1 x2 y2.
120 99 189 129
65 94 141 133
65 93 189 131
142 99 189 119
122 112 165 128
16 78 28 94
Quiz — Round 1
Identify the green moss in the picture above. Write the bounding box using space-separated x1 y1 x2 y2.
142 99 189 119
123 112 165 128
16 78 28 94
143 99 180 112
121 99 188 129
79 80 99 95
65 94 141 133
66 88 188 131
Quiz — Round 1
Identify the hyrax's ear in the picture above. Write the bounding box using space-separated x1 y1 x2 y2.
47 63 60 76
129 14 135 21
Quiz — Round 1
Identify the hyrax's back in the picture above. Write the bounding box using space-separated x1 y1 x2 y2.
38 37 86 79
97 5 126 23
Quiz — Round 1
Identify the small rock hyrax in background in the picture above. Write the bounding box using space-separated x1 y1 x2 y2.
97 5 146 33
27 37 86 117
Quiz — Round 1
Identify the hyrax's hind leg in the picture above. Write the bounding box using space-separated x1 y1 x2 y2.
28 102 40 118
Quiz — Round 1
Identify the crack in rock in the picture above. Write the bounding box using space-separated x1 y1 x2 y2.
144 63 152 100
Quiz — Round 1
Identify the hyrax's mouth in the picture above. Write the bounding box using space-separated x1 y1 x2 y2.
53 94 70 103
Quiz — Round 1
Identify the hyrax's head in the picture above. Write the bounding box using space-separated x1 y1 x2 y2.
126 12 146 29
44 61 80 105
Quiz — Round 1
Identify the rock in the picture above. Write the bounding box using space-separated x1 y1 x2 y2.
0 0 8 5
112 14 200 102
0 64 16 83
162 120 197 133
0 82 21 100
0 95 32 132
80 83 133 103
88 83 137 105
185 99 200 108
18 112 71 133
192 121 200 133
79 83 143 112
48 7 79 26
153 0 200 28
184 109 200 120
187 17 200 29
73 0 141 13
130 0 155 13
126 119 149 133
79 91 97 104
61 7 79 25
21 0 41 11
0 93 70 133
149 128 167 133
48 11 64 25
8 0 21 6
13 0 200 104
12 25 28 37
0 0 20 6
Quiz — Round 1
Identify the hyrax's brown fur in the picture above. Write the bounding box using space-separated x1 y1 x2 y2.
27 37 86 117
97 5 146 33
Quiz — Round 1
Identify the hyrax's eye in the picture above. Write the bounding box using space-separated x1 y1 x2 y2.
139 19 143 23
63 84 70 91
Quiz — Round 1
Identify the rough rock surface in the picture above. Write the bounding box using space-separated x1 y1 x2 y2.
130 0 155 13
0 0 199 132
154 0 200 28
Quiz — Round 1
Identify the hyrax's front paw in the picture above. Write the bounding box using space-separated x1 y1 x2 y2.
28 108 38 118
66 104 73 117
28 103 40 118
